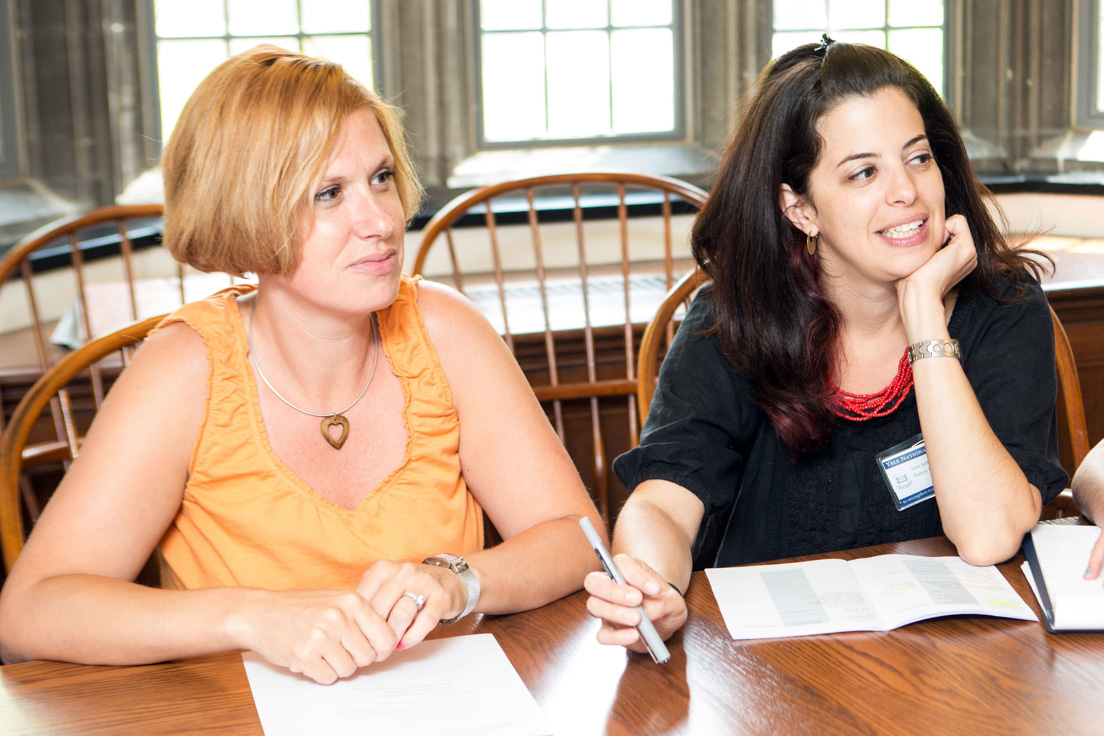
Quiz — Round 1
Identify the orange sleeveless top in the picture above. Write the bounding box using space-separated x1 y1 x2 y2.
155 275 483 590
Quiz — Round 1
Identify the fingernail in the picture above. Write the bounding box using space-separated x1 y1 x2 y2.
396 642 405 650
644 580 660 595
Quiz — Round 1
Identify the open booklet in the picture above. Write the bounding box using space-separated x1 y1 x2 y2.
706 554 1036 639
1022 523 1104 632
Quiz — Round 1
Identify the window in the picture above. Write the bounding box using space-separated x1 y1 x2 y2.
1077 0 1104 128
771 0 946 97
477 0 681 145
150 0 377 145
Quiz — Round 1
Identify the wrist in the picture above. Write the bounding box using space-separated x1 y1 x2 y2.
422 554 480 623
902 312 949 345
898 289 949 342
218 587 267 651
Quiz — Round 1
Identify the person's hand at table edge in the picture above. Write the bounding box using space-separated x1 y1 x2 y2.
584 554 687 653
1085 529 1104 581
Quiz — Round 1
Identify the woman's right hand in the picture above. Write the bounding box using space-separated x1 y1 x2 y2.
583 554 687 652
230 589 398 685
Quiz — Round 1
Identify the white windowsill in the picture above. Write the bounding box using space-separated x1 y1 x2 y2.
446 142 719 191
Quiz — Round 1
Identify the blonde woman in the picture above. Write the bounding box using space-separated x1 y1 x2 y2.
0 46 602 683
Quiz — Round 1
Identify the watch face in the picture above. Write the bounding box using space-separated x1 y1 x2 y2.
425 554 463 571
422 553 479 623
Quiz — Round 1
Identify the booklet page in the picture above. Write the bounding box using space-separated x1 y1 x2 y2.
706 559 882 639
848 555 1036 629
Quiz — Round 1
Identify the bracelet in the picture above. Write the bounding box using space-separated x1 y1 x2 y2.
668 581 684 597
907 338 961 365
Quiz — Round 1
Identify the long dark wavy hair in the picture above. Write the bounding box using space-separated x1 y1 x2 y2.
691 39 1046 457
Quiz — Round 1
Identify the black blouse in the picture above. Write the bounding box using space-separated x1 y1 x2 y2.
614 275 1068 568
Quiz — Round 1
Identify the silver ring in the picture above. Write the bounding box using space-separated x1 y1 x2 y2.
403 592 426 613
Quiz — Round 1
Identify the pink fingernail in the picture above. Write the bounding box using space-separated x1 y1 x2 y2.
397 642 405 650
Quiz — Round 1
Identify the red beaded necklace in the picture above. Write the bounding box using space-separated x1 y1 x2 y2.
827 348 914 421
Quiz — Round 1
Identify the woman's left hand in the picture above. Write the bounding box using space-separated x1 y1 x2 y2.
896 214 978 334
354 559 468 652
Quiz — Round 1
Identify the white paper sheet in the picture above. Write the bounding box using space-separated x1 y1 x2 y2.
242 633 551 736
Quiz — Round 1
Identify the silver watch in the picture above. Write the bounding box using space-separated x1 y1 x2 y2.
422 553 480 624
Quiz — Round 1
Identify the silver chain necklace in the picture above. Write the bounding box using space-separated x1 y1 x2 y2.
247 297 378 450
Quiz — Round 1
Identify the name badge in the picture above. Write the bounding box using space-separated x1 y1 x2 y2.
876 433 934 511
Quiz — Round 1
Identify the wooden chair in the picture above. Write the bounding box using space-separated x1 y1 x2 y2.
1 205 169 524
413 172 708 523
0 314 165 572
0 204 170 375
638 268 1090 520
637 267 710 424
1045 306 1090 518
0 205 247 524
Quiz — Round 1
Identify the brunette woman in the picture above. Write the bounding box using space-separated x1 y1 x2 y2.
585 37 1066 652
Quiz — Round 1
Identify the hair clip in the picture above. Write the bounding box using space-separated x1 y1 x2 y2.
815 34 835 55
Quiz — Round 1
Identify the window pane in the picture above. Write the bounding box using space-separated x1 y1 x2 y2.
228 37 297 55
481 32 547 141
833 29 887 47
828 0 884 29
772 31 821 59
155 0 225 38
611 0 672 27
774 1 827 31
546 31 610 137
772 1 947 98
481 0 542 31
158 39 228 142
888 0 943 28
480 0 679 143
546 0 608 30
612 28 674 134
303 0 371 34
890 29 943 95
303 35 374 89
227 0 298 36
155 2 376 149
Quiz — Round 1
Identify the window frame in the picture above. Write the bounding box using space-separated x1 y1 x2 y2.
472 0 686 150
1076 0 1104 128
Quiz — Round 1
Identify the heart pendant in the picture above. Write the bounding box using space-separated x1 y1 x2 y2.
320 415 350 450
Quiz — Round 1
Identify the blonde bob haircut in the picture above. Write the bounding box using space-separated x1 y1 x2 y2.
161 45 423 276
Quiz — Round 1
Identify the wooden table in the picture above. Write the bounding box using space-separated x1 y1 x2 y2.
3 535 1104 735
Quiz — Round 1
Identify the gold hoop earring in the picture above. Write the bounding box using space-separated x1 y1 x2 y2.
806 233 818 256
